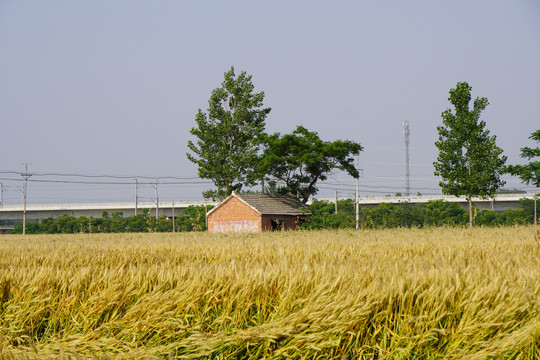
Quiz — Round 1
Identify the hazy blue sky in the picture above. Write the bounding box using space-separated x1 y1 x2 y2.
1 1 539 204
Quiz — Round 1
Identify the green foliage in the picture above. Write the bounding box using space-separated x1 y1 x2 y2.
256 126 362 203
175 205 212 231
302 199 356 229
124 211 152 233
187 67 271 200
422 200 467 226
434 82 507 227
155 215 172 232
474 206 532 227
12 221 41 234
515 198 535 223
496 188 527 194
474 210 499 226
507 129 540 187
367 203 399 228
10 206 212 234
9 199 535 234
393 202 427 228
302 199 533 230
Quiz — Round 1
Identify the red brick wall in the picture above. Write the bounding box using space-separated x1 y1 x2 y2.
207 196 261 233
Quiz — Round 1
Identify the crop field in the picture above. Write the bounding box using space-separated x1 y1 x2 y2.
0 228 539 359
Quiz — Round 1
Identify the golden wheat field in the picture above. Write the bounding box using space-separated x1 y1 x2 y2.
0 227 539 359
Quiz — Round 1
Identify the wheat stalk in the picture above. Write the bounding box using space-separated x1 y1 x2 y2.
0 228 538 359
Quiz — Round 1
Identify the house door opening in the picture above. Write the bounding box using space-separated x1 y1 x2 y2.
271 219 283 231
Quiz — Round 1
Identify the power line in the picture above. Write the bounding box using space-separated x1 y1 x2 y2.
36 173 201 180
0 177 212 185
0 170 200 180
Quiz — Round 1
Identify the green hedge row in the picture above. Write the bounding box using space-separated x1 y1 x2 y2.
302 198 537 229
11 205 211 234
11 199 536 234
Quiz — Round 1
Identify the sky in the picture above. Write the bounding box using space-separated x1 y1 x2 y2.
0 0 539 205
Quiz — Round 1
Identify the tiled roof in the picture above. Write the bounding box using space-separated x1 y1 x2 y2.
236 193 311 216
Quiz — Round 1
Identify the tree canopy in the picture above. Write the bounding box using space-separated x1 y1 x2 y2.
506 130 540 188
433 82 507 227
187 67 271 200
255 126 363 203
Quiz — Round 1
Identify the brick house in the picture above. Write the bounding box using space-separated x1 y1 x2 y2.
206 192 311 233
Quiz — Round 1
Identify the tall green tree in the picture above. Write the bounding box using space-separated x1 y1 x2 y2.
187 67 271 200
433 82 507 228
506 130 540 187
256 126 362 203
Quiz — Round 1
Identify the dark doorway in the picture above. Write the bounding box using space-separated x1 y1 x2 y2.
271 219 283 231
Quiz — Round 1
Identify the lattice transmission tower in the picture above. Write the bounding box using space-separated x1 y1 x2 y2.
403 120 410 197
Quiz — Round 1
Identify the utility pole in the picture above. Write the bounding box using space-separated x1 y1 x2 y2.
335 190 338 214
172 200 175 233
403 120 410 197
533 193 536 227
0 183 3 207
134 179 139 215
21 164 31 235
154 180 159 221
356 153 360 230
204 199 208 228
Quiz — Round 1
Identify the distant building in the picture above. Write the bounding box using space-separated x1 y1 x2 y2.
206 192 311 233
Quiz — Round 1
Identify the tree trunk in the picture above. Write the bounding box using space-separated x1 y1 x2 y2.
468 162 473 229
